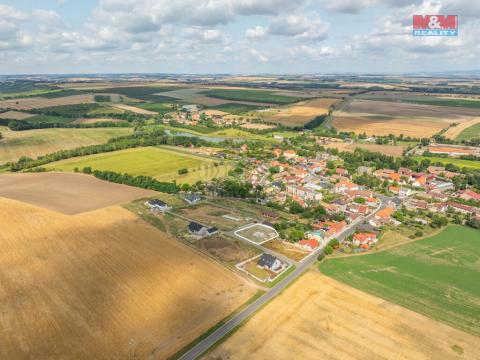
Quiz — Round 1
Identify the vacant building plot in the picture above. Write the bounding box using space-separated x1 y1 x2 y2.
263 239 311 262
0 94 94 110
43 146 231 184
443 117 480 140
0 127 131 164
110 103 157 115
176 203 248 231
197 235 260 265
0 197 254 360
266 98 339 127
0 110 35 120
320 225 480 336
206 271 480 360
332 99 478 137
0 172 156 214
234 223 278 245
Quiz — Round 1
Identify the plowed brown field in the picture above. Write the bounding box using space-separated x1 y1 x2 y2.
206 272 480 360
0 197 254 360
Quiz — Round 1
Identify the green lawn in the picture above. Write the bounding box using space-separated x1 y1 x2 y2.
456 123 480 141
43 146 232 184
319 225 480 336
412 156 480 170
201 89 304 105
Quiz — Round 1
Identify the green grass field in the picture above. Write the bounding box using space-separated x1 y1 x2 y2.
210 103 264 114
202 89 304 105
456 123 480 141
358 93 480 109
0 127 132 164
43 146 233 184
412 155 480 170
25 115 72 124
320 225 480 335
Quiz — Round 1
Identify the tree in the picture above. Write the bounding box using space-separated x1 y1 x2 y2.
354 197 365 204
324 245 333 255
288 200 304 214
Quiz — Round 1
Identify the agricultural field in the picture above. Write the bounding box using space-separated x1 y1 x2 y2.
324 141 408 157
320 225 480 336
0 110 35 120
358 91 480 109
332 99 479 137
0 196 254 360
265 98 338 127
110 103 157 115
240 123 276 130
206 271 480 360
210 102 264 113
0 94 94 111
43 146 232 184
201 89 304 105
412 156 480 170
71 118 127 125
0 126 132 164
91 85 178 101
443 118 480 141
0 172 155 214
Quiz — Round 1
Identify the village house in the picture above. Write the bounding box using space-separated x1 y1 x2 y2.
145 199 171 213
312 220 347 239
184 193 201 205
429 202 448 213
286 185 323 202
458 189 480 202
370 206 395 228
257 253 282 272
447 202 479 215
334 180 359 194
283 150 297 160
298 238 320 251
188 222 218 237
352 232 378 248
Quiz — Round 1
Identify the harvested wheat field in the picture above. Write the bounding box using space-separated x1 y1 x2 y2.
332 99 478 137
0 94 94 110
0 197 254 360
267 98 338 127
206 272 480 360
0 172 156 214
71 117 127 124
240 123 276 130
324 142 407 157
443 118 480 139
111 103 157 115
0 110 35 120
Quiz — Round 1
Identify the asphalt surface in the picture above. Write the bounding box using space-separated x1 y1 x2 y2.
178 196 390 360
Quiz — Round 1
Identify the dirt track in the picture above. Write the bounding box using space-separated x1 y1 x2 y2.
0 172 156 214
0 197 254 359
206 271 480 360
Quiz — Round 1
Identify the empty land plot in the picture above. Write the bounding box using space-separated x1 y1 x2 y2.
0 110 35 120
263 240 311 262
266 98 339 127
177 204 248 231
110 103 157 115
201 89 303 105
0 172 156 214
234 223 278 244
443 118 480 140
197 235 260 264
43 146 230 184
206 271 480 360
0 127 131 164
0 197 254 360
0 94 94 110
332 99 478 137
320 225 480 336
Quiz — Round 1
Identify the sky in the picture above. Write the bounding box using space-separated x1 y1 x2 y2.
0 0 479 75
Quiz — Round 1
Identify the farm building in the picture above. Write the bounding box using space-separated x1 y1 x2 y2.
257 254 282 272
145 199 171 212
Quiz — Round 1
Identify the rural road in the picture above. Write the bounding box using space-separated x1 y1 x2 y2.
178 196 391 360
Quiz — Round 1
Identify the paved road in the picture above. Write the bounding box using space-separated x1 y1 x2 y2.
178 197 390 360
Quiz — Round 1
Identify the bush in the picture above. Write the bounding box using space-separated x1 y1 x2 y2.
414 230 423 238
317 253 325 261
324 245 333 255
178 168 188 175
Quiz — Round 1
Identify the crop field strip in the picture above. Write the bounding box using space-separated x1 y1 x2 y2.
319 225 480 336
201 88 306 105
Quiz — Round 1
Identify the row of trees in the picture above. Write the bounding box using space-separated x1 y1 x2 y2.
81 167 179 193
7 120 130 131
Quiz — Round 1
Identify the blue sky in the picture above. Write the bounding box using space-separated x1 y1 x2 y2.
0 0 478 74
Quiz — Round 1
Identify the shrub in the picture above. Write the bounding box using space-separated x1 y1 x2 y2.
178 168 188 175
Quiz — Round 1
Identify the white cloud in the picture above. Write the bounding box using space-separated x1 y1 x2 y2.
268 14 329 41
246 26 267 40
249 48 269 62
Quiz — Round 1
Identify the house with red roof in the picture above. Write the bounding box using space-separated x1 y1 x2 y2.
459 189 480 202
298 238 320 251
352 233 377 247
